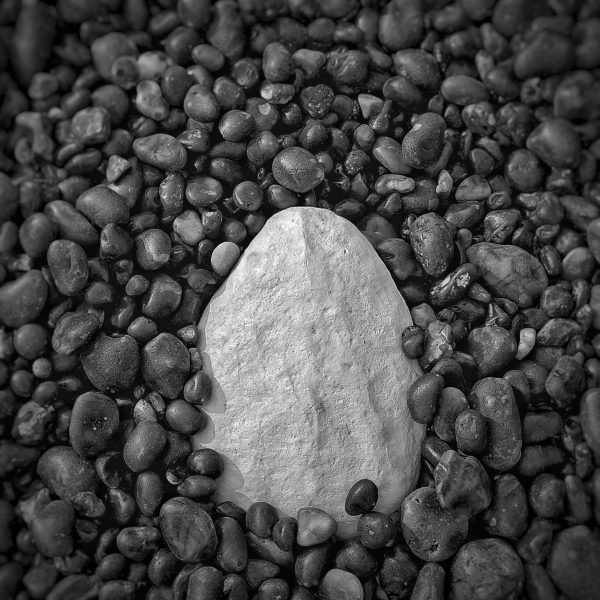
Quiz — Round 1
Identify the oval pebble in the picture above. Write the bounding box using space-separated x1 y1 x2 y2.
272 148 325 193
160 496 218 562
69 391 119 458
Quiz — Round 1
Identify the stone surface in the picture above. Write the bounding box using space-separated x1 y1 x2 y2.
197 207 424 537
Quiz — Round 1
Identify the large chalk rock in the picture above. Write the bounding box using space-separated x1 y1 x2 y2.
196 207 425 537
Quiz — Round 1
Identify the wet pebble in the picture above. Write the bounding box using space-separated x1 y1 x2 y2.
81 333 140 393
434 450 491 521
0 271 48 328
133 134 187 171
546 525 600 600
123 420 167 472
401 486 467 562
450 538 524 600
272 148 325 193
470 377 522 472
69 392 119 458
141 333 190 399
31 500 75 558
467 325 517 377
76 186 130 228
47 240 89 296
409 213 454 278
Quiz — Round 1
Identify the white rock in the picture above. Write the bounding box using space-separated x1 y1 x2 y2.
196 207 425 537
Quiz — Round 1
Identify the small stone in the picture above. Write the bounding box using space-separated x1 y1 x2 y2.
450 538 524 600
420 321 454 371
470 378 522 472
75 186 129 228
434 450 491 521
297 507 337 547
187 566 224 600
135 228 172 271
320 569 363 600
547 526 600 600
467 325 517 376
483 474 528 538
345 480 378 516
211 242 241 277
47 240 89 296
580 388 600 462
141 333 190 399
465 243 548 308
133 134 187 171
160 497 217 562
37 446 99 507
198 208 424 538
516 327 536 360
69 392 119 458
70 107 111 145
80 333 140 393
215 517 248 573
52 312 100 356
272 148 325 193
410 213 454 277
356 512 394 549
526 118 581 169
402 113 445 169
123 421 167 472
0 271 48 328
401 487 468 562
31 500 75 558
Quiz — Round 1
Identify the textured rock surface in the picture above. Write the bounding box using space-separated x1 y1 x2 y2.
197 207 424 537
465 243 548 308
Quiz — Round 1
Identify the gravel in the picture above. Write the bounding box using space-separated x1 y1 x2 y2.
0 0 599 598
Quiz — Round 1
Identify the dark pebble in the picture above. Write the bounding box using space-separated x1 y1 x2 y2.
546 525 600 600
470 377 522 472
123 420 167 472
216 517 248 573
483 473 528 538
467 325 517 377
272 148 325 193
187 566 224 600
133 134 187 171
0 270 48 328
141 333 190 399
407 372 443 424
69 391 119 458
450 538 524 600
37 445 99 507
31 500 75 558
116 526 162 561
76 186 130 228
345 479 378 516
410 213 454 278
47 240 89 296
401 487 467 562
44 200 99 248
160 496 217 562
80 333 140 393
434 450 491 521
247 502 279 539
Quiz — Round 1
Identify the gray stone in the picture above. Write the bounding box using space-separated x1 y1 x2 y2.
197 207 424 538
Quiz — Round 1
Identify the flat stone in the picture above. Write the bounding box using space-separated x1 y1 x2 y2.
197 207 425 538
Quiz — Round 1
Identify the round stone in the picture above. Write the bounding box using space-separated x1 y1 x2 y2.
272 148 325 193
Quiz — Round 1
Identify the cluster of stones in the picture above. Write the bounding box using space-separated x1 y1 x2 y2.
0 0 599 600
